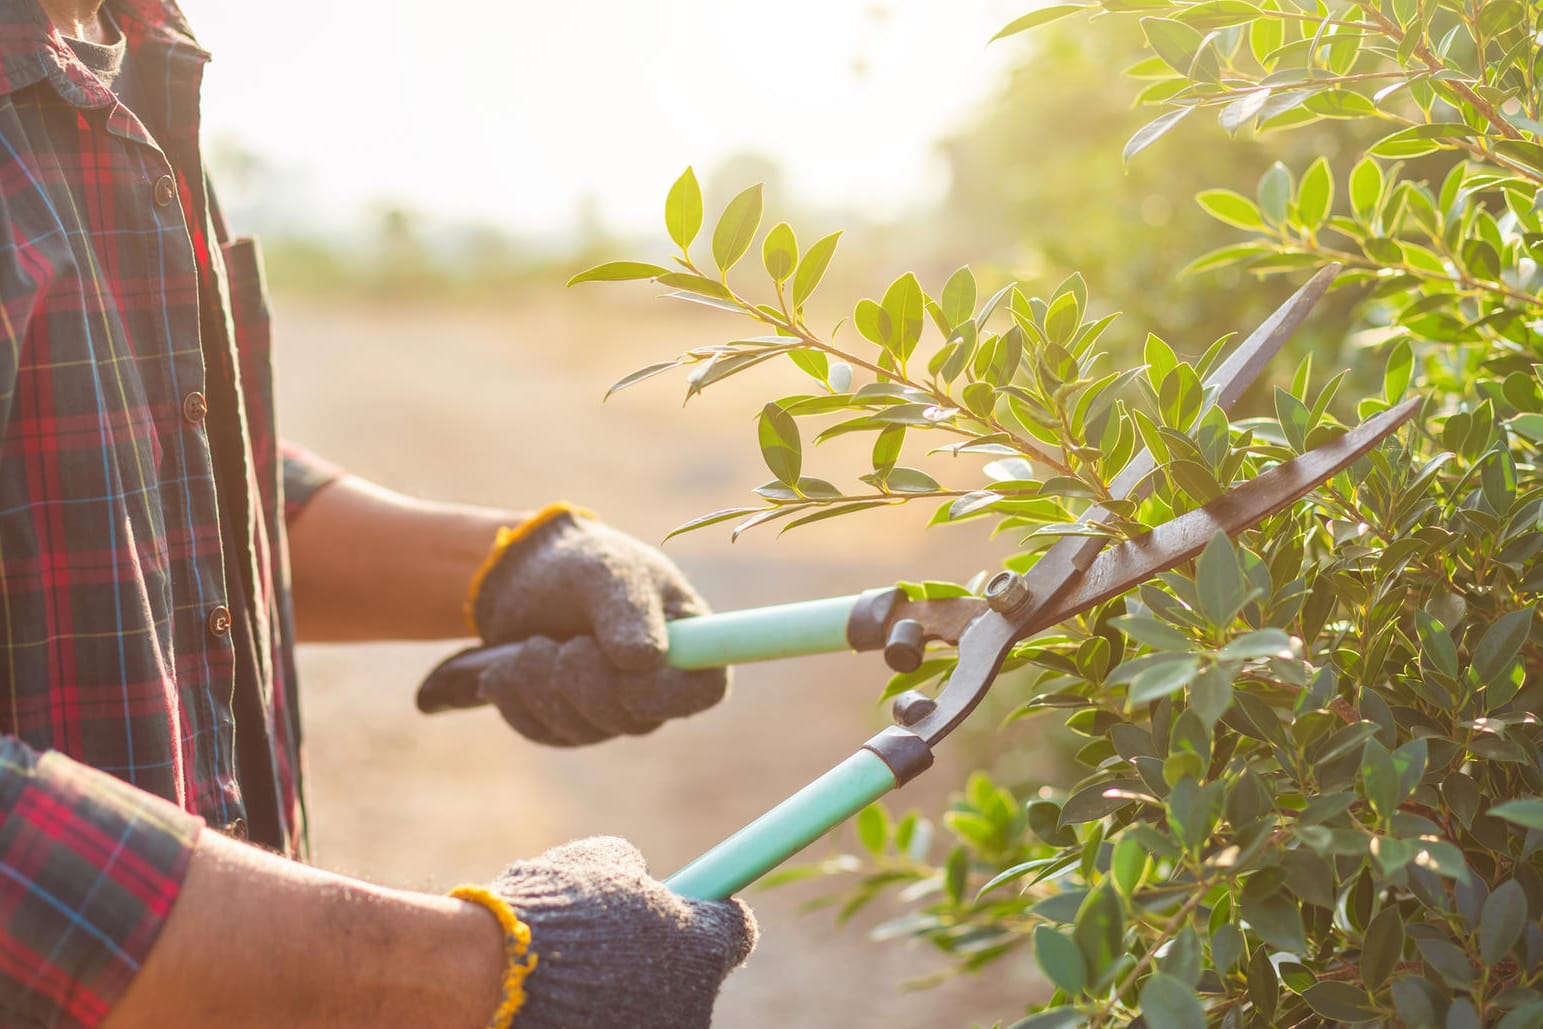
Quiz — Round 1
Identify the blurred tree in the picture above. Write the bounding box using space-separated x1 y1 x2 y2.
935 20 1377 372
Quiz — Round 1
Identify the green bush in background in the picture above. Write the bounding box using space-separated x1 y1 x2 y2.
575 0 1543 1023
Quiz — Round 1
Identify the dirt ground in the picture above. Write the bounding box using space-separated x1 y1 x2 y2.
272 287 1044 1027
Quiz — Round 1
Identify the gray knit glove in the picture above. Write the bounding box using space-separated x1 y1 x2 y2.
496 837 756 1029
421 505 729 746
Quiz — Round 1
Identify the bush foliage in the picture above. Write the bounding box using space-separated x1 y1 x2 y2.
575 0 1543 1023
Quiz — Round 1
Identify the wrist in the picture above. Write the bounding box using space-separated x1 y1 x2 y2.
447 886 537 1029
442 893 515 1029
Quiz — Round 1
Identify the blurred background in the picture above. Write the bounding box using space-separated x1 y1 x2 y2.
171 1 1368 1023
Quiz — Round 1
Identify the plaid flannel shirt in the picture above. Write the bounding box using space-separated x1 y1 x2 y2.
0 1 337 1023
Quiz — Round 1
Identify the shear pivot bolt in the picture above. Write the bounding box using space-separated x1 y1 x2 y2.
984 571 1031 614
883 618 926 673
892 690 937 726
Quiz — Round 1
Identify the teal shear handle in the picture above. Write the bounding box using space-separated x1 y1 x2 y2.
665 747 902 900
662 595 861 668
415 589 903 714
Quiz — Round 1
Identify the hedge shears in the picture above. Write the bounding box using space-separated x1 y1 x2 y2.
422 265 1419 901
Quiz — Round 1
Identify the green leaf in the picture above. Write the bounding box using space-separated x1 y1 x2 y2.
944 846 967 904
1240 889 1306 952
1258 162 1293 224
1141 17 1204 73
757 402 802 485
1129 656 1202 704
762 222 798 284
1274 387 1313 456
779 501 893 534
1178 0 1260 30
940 266 976 329
1302 981 1378 1022
1111 833 1148 897
1060 779 1144 825
885 467 941 493
1350 157 1383 222
1361 906 1404 989
1473 608 1534 688
1297 156 1333 230
1139 972 1205 1029
1073 884 1125 985
567 261 668 286
1360 739 1400 822
1417 937 1474 989
992 5 1089 39
1196 189 1266 230
1124 107 1193 165
712 184 764 273
1213 924 1244 974
881 273 926 362
605 360 682 400
1384 338 1412 403
657 271 734 300
855 803 887 854
792 231 841 308
1160 925 1202 986
665 167 703 250
1219 87 1273 132
1417 610 1459 679
1480 880 1527 964
1491 798 1543 830
1495 1001 1543 1029
871 425 905 476
1113 615 1191 651
1218 628 1291 661
1196 532 1246 627
663 506 762 540
1034 925 1088 996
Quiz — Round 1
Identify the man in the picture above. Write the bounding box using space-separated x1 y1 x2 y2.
0 0 755 1026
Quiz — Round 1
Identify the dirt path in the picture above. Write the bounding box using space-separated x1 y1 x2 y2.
274 289 1042 1026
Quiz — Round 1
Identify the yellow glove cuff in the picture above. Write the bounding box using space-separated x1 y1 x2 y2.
464 502 597 634
450 884 539 1029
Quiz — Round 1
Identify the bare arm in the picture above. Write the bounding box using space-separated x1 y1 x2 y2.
103 829 506 1029
287 475 526 642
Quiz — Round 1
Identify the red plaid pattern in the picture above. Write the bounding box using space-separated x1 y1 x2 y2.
0 0 334 1022
0 740 200 1028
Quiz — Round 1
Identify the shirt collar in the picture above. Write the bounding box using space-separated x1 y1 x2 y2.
0 0 205 104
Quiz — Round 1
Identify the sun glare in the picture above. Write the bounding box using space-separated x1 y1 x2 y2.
176 0 1024 238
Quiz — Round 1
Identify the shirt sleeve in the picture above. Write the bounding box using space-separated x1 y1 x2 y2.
281 442 343 525
0 739 202 1029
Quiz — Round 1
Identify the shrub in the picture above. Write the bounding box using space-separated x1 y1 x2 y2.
575 0 1543 1022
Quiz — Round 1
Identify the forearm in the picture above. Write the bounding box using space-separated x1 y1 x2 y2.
104 829 505 1029
288 474 525 641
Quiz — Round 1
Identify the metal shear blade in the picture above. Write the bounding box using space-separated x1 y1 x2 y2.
900 396 1421 749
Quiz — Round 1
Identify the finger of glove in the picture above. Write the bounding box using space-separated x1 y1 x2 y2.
415 646 494 713
534 835 651 879
574 551 675 673
621 664 730 723
477 638 612 747
686 896 759 970
543 637 666 738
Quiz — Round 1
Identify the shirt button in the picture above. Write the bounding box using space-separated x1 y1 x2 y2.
223 818 248 841
153 174 176 207
181 391 207 425
207 605 231 638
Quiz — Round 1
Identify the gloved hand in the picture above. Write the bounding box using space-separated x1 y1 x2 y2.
481 836 756 1029
418 505 730 745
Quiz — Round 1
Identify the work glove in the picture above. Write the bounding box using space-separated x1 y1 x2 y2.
418 504 730 745
467 836 756 1029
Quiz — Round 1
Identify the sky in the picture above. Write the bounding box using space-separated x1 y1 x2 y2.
174 0 1028 237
